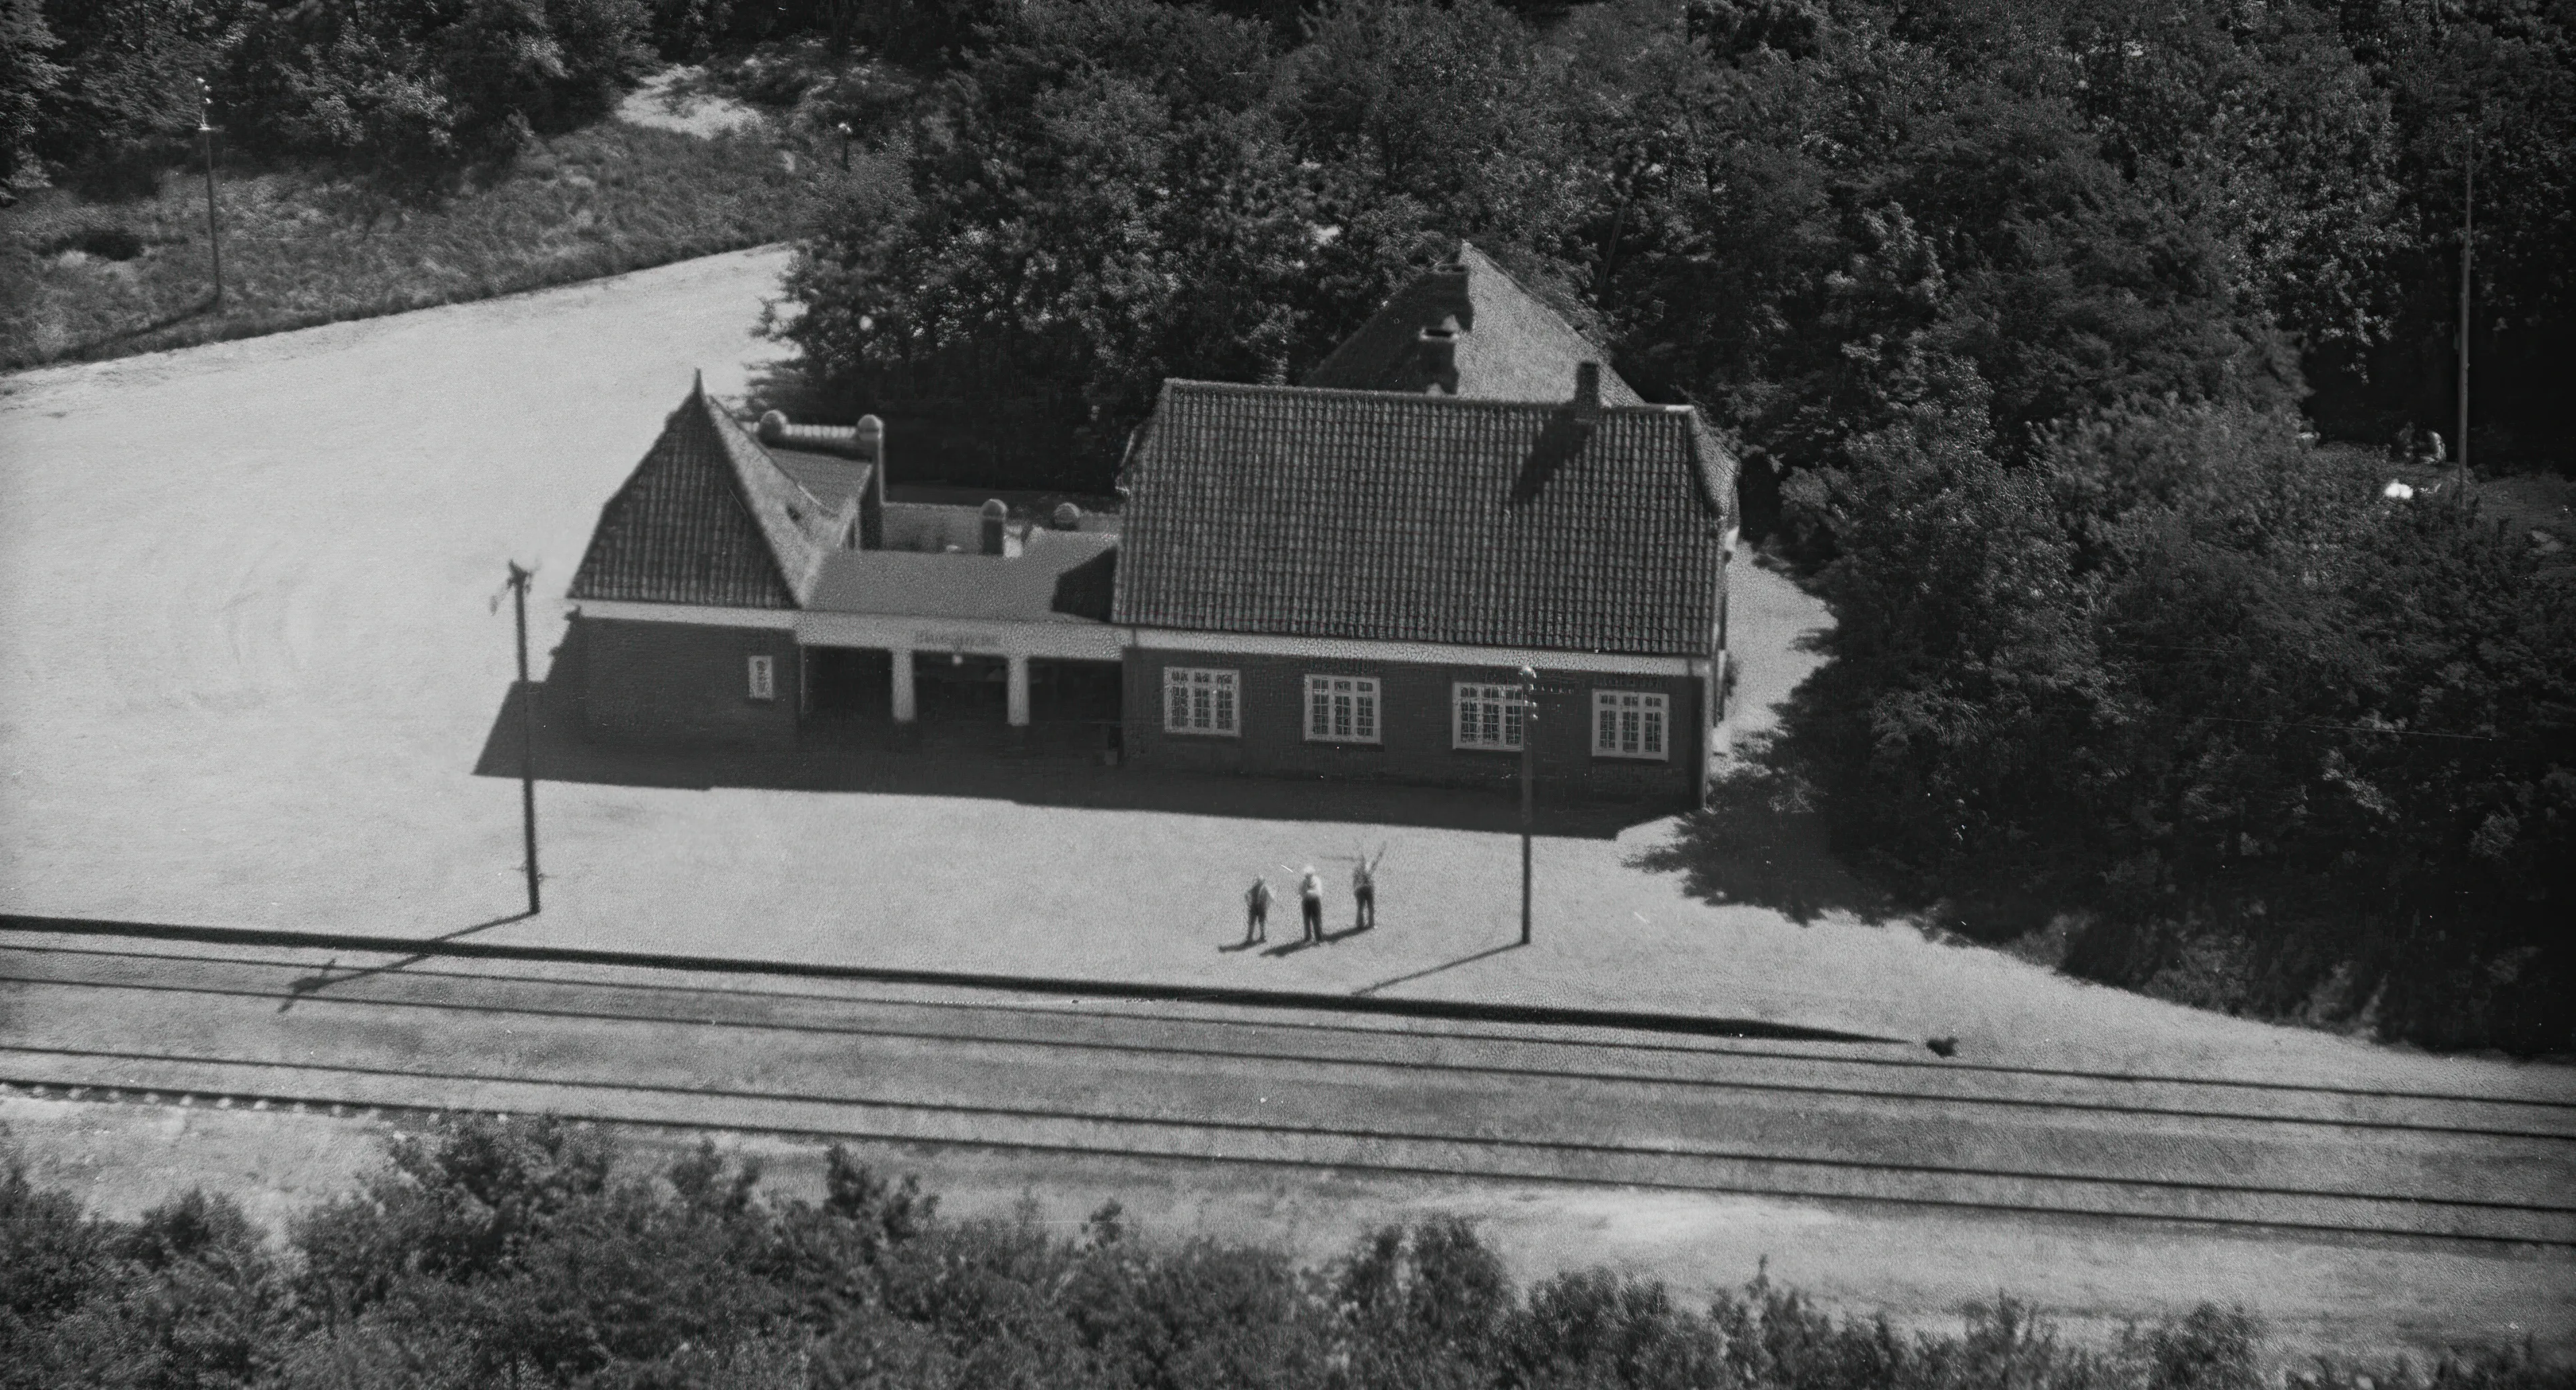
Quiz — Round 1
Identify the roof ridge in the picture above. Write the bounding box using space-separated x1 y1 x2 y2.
702 393 832 513
1451 242 1604 357
684 385 834 605
1160 378 1690 418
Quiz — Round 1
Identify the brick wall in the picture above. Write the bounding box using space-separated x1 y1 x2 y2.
570 616 800 745
1122 649 1700 805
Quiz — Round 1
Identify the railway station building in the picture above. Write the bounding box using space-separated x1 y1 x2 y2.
562 244 1739 804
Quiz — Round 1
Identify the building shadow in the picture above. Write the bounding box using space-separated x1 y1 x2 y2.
1624 752 1896 925
474 678 1654 840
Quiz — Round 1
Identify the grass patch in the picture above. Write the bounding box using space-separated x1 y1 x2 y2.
0 120 842 372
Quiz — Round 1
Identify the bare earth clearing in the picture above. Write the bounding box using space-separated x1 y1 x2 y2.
2 248 2570 1360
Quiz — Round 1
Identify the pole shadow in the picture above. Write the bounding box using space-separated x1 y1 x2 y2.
279 908 535 1010
65 292 221 358
1352 941 1525 996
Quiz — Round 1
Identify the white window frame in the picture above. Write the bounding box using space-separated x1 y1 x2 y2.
1163 667 1239 736
746 653 777 702
1304 674 1381 744
1591 689 1669 760
1452 682 1525 751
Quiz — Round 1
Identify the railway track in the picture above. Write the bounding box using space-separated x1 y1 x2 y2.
1 946 2570 1140
4 937 2571 1249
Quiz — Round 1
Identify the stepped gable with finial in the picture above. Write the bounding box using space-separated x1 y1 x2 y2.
1301 242 1649 405
568 376 859 609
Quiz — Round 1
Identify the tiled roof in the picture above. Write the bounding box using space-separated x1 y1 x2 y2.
568 380 856 609
805 530 1119 622
766 446 873 512
1112 381 1732 655
1302 242 1647 405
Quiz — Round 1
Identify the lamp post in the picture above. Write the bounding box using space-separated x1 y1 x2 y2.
2455 131 2474 506
1515 665 1539 946
195 79 223 308
505 562 541 915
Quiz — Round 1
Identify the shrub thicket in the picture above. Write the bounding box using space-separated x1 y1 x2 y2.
5 0 659 200
6 1119 2570 1389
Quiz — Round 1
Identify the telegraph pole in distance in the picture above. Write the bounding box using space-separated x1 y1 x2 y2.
1517 665 1538 946
196 79 223 308
2455 131 2474 504
506 562 541 915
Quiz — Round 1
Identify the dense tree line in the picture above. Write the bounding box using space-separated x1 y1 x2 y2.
774 0 2572 1052
6 1118 2569 1389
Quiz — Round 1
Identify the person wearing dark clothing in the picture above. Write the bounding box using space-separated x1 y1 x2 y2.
1351 847 1384 931
1243 877 1272 946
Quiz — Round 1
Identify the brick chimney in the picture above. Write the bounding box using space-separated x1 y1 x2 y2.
1573 362 1601 422
980 498 1008 556
1417 325 1458 393
857 414 886 550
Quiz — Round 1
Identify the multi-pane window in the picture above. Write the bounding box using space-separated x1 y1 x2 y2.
1453 682 1525 750
1592 690 1668 759
746 654 776 701
1304 675 1381 743
1163 667 1239 735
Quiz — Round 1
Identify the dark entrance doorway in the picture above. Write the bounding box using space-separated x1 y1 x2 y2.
915 652 1009 721
1029 659 1121 725
804 647 890 720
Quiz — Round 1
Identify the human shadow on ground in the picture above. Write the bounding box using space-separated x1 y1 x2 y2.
1250 922 1377 960
1625 744 1895 926
475 678 1657 840
277 908 535 1010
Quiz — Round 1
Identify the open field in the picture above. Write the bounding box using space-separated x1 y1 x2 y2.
3 245 2573 1359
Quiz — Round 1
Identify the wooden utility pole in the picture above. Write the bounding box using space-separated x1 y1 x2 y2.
506 562 541 915
196 80 223 307
1517 665 1538 946
2455 133 2474 503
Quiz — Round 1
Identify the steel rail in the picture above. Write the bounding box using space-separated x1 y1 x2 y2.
6 1042 2570 1226
7 925 2569 1111
5 967 2567 1144
1 1062 2567 1250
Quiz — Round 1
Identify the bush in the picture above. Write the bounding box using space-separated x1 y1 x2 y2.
7 1123 2576 1389
221 0 652 193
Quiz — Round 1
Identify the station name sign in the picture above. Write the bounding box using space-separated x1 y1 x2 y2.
911 628 1006 653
